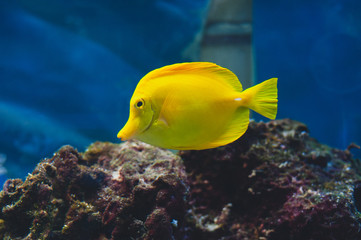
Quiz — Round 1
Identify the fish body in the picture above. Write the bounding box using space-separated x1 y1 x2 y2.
117 62 278 150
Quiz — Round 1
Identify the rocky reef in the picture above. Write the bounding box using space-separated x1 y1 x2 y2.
0 142 188 240
180 119 361 239
0 119 360 239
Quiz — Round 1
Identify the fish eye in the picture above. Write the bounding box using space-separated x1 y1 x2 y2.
135 99 145 109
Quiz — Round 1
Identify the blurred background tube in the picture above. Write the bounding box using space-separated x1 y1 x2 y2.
200 0 253 89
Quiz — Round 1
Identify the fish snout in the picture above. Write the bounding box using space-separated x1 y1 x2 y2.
117 130 128 141
117 118 140 141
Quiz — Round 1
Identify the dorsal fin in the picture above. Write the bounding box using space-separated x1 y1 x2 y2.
138 62 243 92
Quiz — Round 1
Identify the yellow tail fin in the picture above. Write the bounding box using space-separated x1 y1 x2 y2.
240 78 278 119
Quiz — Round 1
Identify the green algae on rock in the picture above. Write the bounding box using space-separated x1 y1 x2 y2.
0 119 360 240
0 141 188 239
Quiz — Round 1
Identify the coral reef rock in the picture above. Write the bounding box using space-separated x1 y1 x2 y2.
0 119 360 240
0 141 187 240
180 119 361 240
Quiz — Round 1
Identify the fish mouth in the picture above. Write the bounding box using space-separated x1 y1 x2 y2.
117 120 139 141
117 119 137 141
117 100 155 141
117 114 148 141
117 130 129 141
117 114 153 141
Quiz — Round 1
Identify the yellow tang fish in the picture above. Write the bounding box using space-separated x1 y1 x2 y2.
117 62 278 150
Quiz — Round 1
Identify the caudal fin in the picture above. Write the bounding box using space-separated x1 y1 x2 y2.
240 78 278 119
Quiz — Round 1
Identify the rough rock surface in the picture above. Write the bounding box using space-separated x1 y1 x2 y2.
0 141 187 239
0 119 360 240
180 119 361 240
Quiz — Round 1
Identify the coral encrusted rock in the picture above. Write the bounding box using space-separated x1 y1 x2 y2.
0 119 360 240
180 119 361 240
0 141 187 239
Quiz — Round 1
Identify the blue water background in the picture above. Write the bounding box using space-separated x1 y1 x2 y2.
254 0 361 156
0 0 208 180
0 0 360 182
